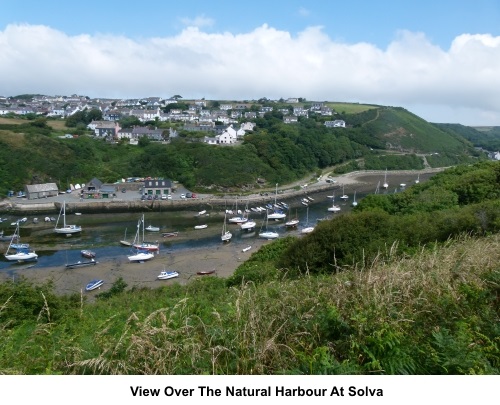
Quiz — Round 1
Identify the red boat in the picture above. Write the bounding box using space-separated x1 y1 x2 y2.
197 269 216 276
132 242 160 251
81 249 96 259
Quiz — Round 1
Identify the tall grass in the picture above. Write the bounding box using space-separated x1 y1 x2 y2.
51 233 500 375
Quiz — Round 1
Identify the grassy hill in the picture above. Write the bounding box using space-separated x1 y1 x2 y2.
435 123 500 151
361 107 473 153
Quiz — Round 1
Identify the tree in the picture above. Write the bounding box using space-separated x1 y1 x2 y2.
138 135 151 147
119 116 142 128
87 108 103 122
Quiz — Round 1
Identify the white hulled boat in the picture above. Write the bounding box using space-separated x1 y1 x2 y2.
221 213 232 243
132 215 159 251
157 270 179 280
383 169 389 189
4 223 38 262
267 183 287 220
351 191 358 207
328 194 341 213
259 210 279 239
54 201 82 234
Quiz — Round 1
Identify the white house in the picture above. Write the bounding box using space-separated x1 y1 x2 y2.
240 122 256 132
204 136 218 145
217 132 234 144
325 120 346 128
284 116 298 124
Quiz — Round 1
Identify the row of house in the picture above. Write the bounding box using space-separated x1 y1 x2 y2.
0 94 338 124
22 178 174 200
86 120 257 145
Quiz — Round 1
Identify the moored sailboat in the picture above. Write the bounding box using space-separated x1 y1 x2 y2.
4 223 38 262
132 214 159 251
383 169 389 189
221 212 232 243
54 201 82 234
259 209 279 239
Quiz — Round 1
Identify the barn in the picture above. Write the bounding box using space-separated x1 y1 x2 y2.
24 183 59 199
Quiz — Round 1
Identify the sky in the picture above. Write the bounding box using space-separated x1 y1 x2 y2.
1 0 500 126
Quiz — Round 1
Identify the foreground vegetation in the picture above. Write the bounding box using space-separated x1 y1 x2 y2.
0 162 498 374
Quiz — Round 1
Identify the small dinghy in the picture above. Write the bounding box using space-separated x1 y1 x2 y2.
85 279 103 291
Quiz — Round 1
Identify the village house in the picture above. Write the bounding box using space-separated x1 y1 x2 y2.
89 121 121 138
143 179 172 197
284 116 298 124
24 183 59 200
203 136 218 145
118 126 165 141
324 120 346 128
81 178 116 199
293 107 309 117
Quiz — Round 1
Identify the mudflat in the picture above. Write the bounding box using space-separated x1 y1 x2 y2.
4 237 270 296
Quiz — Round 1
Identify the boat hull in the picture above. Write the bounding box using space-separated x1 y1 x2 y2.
85 279 103 291
240 221 256 230
54 226 82 234
259 231 279 239
197 270 216 276
132 243 159 251
4 252 38 261
128 252 155 262
157 271 179 280
81 250 96 259
66 259 97 269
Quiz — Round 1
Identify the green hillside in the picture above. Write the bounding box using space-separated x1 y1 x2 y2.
435 123 500 151
0 105 484 196
362 107 473 153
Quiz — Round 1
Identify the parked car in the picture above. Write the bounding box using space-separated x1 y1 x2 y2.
141 195 146 200
167 194 172 200
161 194 167 200
147 195 153 200
180 194 186 199
186 192 192 198
191 193 197 198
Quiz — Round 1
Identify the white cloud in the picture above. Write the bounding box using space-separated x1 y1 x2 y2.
1 23 499 125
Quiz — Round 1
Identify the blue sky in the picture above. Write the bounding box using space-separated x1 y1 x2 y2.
1 0 500 125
